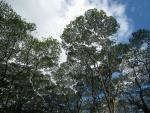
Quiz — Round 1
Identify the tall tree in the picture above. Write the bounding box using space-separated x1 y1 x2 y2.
60 8 126 113
0 1 61 113
121 29 150 113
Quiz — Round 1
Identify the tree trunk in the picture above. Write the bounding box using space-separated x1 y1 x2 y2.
142 106 150 113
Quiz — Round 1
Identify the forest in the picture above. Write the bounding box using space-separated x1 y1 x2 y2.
0 1 150 113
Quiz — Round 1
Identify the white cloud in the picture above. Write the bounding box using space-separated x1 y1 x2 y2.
6 0 132 40
5 0 132 62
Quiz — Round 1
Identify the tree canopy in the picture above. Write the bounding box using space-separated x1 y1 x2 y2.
0 1 150 113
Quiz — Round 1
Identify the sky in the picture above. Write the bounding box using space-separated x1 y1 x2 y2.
117 0 150 31
4 0 150 40
5 0 150 41
4 0 150 62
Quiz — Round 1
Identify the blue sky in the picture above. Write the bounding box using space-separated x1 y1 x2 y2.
115 0 150 31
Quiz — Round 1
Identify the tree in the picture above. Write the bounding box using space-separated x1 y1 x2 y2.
60 8 127 113
1 1 150 113
0 1 61 113
121 29 150 113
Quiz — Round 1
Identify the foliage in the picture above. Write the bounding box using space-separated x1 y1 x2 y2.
0 1 150 113
0 1 60 113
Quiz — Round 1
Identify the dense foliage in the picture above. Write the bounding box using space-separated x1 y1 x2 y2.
0 1 150 113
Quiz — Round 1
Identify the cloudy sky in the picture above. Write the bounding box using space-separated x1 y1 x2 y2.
5 0 150 42
4 0 150 62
